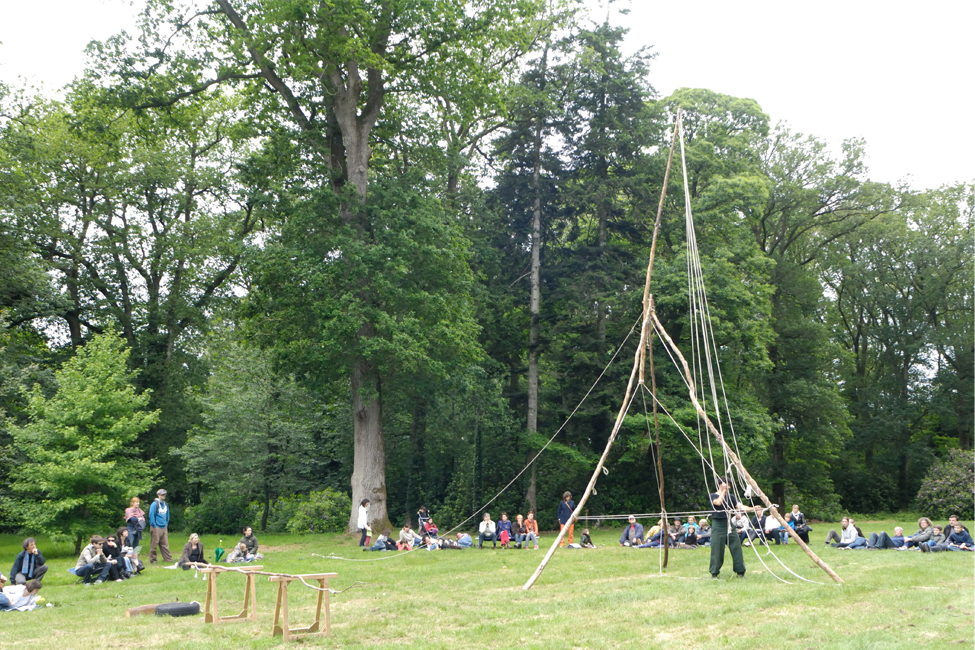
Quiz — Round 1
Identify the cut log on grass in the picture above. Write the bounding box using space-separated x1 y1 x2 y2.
125 604 161 617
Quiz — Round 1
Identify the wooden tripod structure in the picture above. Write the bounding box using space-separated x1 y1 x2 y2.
523 111 843 590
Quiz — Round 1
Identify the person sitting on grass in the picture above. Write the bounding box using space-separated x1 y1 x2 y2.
901 518 934 549
945 515 968 533
423 519 440 538
178 533 207 569
580 529 596 548
824 517 857 548
397 524 418 550
0 576 42 612
620 515 644 547
525 511 540 550
102 534 128 581
497 513 513 549
764 512 784 545
456 532 474 548
478 512 497 549
918 526 948 553
10 538 47 586
697 519 712 546
750 511 772 546
225 542 254 563
637 529 667 548
944 524 974 551
512 514 528 549
117 527 144 575
75 535 113 585
365 529 394 551
240 527 262 558
421 534 439 551
866 526 905 550
733 513 756 546
668 518 683 546
791 505 811 544
778 513 795 544
680 524 699 548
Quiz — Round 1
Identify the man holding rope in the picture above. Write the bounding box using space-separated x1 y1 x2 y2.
709 476 764 579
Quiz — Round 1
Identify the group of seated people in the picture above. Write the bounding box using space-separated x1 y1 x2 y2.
364 508 545 551
824 514 972 552
72 528 146 585
619 515 713 548
70 525 265 585
732 505 810 546
476 511 543 549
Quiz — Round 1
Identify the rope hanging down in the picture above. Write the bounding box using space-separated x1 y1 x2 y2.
523 109 844 590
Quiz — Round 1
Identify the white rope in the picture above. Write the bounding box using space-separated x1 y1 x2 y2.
321 317 641 562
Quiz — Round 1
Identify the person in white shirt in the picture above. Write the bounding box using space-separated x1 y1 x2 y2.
0 574 42 611
357 499 371 547
478 512 497 549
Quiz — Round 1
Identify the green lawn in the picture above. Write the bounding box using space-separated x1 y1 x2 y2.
1 517 972 649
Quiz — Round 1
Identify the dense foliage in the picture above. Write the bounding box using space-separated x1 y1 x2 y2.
913 449 975 520
0 2 971 537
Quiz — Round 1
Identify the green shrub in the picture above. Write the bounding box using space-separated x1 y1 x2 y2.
183 491 252 534
245 495 303 533
286 488 352 534
913 449 975 520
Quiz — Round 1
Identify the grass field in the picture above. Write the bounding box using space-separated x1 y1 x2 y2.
1 517 972 649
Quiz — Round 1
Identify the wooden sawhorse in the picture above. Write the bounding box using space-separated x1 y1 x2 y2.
268 572 338 641
200 564 263 624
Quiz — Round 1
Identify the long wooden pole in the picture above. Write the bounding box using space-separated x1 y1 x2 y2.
640 115 679 569
523 113 681 591
649 309 844 584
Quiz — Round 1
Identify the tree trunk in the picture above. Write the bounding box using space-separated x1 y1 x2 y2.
525 43 548 509
348 354 391 533
261 492 271 531
405 400 426 525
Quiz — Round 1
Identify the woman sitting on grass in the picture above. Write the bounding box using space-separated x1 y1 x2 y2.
178 533 207 569
497 513 513 549
902 517 934 549
102 533 128 581
0 576 42 612
525 511 540 550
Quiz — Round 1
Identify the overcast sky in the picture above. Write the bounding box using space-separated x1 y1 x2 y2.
1 0 971 190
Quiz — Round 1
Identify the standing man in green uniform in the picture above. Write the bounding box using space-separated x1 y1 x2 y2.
709 476 762 579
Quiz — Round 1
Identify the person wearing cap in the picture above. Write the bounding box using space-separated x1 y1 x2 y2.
148 488 173 564
74 535 114 585
619 516 644 546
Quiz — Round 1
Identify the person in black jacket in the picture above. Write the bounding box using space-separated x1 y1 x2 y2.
790 505 811 544
10 538 48 585
101 534 127 581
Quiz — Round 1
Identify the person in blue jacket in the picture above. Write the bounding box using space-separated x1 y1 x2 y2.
945 524 974 550
558 491 576 548
148 488 173 564
10 538 47 585
619 516 644 546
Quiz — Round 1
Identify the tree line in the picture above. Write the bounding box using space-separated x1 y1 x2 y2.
0 0 971 543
